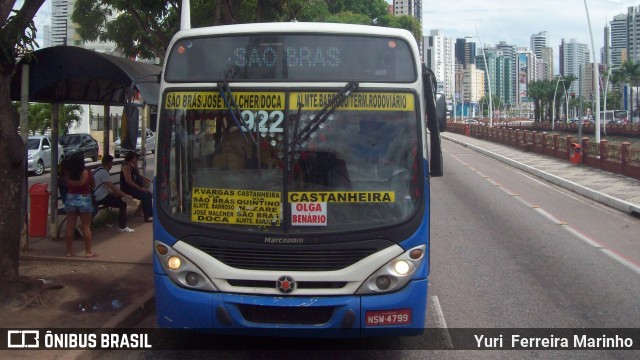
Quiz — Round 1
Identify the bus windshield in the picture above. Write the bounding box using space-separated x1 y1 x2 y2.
156 88 421 236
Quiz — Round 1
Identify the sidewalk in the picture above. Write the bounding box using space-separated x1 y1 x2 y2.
442 132 640 215
6 205 155 331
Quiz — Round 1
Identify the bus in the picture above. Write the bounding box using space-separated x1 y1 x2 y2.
600 110 629 124
152 1 445 337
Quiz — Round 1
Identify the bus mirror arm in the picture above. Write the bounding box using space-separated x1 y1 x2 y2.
423 65 444 177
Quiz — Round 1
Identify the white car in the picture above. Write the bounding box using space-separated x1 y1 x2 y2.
27 135 64 176
114 128 156 158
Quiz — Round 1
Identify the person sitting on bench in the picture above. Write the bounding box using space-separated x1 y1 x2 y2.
93 155 136 233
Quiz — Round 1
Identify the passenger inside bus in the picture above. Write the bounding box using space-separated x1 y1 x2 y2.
211 116 255 170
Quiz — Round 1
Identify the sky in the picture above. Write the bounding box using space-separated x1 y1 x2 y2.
29 0 640 65
421 0 640 62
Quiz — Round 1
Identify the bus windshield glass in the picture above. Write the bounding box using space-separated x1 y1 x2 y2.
164 34 416 83
156 89 421 235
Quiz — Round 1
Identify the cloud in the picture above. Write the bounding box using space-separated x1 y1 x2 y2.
422 0 639 60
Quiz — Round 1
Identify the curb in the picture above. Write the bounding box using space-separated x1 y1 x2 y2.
101 288 155 329
442 133 640 216
57 290 155 360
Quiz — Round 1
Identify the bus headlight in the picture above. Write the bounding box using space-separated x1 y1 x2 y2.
154 240 217 291
356 245 425 295
394 260 410 275
167 256 181 270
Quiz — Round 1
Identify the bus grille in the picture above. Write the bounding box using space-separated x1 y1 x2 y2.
196 246 377 271
236 304 335 325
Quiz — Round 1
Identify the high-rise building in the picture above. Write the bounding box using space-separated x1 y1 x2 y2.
516 50 536 105
530 31 549 58
455 39 476 68
424 30 455 99
530 31 554 80
477 49 514 108
50 0 69 46
540 47 554 80
628 6 640 62
610 13 627 68
392 0 422 21
496 41 517 106
562 39 590 95
49 0 119 53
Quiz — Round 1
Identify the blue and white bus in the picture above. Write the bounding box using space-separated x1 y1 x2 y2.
152 2 445 337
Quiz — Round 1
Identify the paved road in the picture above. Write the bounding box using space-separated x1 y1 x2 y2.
91 141 640 358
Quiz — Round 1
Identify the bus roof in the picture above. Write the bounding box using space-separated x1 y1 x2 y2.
172 22 415 43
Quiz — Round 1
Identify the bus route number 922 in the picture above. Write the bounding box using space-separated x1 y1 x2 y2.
240 110 284 133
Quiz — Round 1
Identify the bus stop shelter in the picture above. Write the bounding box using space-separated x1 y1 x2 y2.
10 45 161 241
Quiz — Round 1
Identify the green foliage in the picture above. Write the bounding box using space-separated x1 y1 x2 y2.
0 1 45 72
12 102 84 135
376 14 422 41
527 79 556 122
326 11 372 25
71 0 421 61
327 0 388 20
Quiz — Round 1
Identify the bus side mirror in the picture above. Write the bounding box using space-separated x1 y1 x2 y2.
422 64 443 177
435 93 447 132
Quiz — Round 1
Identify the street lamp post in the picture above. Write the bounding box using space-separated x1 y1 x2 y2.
563 83 569 124
467 28 493 127
552 77 564 131
601 67 617 135
584 0 601 143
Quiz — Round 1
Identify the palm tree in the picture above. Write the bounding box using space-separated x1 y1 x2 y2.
619 60 640 119
14 102 84 135
610 68 626 106
528 79 555 122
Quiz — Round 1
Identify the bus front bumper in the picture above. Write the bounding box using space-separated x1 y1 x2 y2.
154 274 427 337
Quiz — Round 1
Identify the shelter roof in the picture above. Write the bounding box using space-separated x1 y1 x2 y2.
11 46 161 106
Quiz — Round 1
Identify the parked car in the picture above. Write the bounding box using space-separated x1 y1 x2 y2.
59 133 100 162
114 128 156 158
27 135 64 176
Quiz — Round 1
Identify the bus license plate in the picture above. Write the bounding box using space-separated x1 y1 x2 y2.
365 309 412 326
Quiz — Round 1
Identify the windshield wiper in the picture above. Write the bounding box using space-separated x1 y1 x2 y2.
293 81 359 147
218 81 257 146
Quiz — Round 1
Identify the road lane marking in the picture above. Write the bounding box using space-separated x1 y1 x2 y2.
601 249 640 276
534 208 567 225
430 295 453 349
446 146 640 278
562 225 602 248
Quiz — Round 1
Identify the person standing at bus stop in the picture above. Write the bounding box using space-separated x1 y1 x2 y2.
93 155 136 233
64 152 97 258
120 151 153 222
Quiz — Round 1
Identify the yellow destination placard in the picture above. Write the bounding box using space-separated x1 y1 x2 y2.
165 92 285 110
191 188 281 226
290 92 414 111
288 191 395 203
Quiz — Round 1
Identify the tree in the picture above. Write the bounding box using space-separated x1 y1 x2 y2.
71 0 332 60
0 0 47 298
376 14 422 42
327 0 388 20
616 60 640 118
72 0 420 62
610 67 626 111
12 102 84 135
